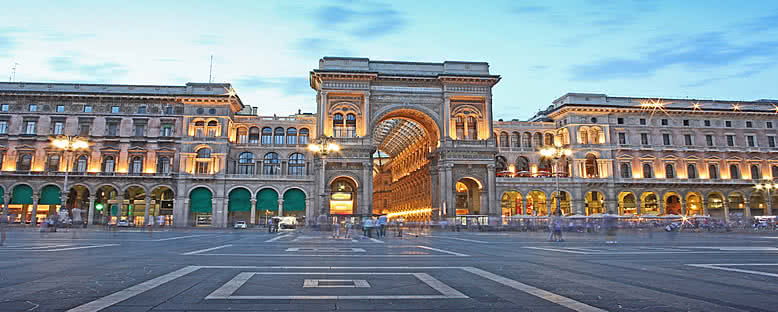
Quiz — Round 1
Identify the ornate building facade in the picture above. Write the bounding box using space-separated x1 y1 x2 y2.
0 57 775 227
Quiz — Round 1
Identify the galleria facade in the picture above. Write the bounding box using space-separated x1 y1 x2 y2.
0 57 775 227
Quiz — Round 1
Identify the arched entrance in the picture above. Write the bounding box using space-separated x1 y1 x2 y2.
526 190 546 216
728 192 746 220
707 193 725 219
685 193 703 216
122 186 145 226
283 189 306 218
550 191 571 215
189 187 213 226
664 192 682 215
10 184 33 224
257 188 278 224
585 191 605 215
455 178 481 215
37 185 62 225
749 191 767 217
228 188 251 225
618 192 637 215
501 191 523 216
330 177 356 216
95 185 118 225
150 186 174 226
65 185 90 227
641 192 659 215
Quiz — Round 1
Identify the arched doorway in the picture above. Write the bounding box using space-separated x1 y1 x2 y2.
707 193 725 219
749 191 767 217
501 191 522 216
664 192 682 215
95 185 118 225
189 187 213 226
256 188 279 224
228 188 251 225
151 186 174 226
122 186 145 226
331 177 357 216
283 189 306 218
550 191 571 215
728 192 746 220
37 185 62 225
455 178 481 215
66 185 90 227
585 191 604 215
685 193 703 216
641 192 659 215
526 190 546 216
584 154 599 178
10 184 33 224
618 192 637 215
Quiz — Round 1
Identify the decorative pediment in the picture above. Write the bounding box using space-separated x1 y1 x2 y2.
639 155 656 160
452 104 483 118
329 101 361 115
705 156 721 161
685 155 700 160
662 155 679 160
15 145 36 151
157 147 176 154
615 154 633 160
128 146 147 153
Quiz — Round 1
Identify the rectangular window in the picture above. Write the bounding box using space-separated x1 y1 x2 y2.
767 121 773 129
29 104 38 112
640 118 646 125
725 120 732 127
25 121 36 134
79 123 90 136
641 133 649 145
134 124 145 137
111 106 120 114
56 105 65 113
769 136 776 148
617 118 624 125
0 104 7 111
53 121 64 135
83 105 92 113
161 124 173 137
138 106 147 114
747 135 755 147
704 120 711 127
661 119 668 126
684 134 692 146
726 135 735 147
706 135 714 146
0 121 7 134
107 123 119 136
746 121 753 128
662 133 671 145
683 119 689 126
618 132 626 145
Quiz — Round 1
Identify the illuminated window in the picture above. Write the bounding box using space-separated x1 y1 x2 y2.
665 163 675 178
131 156 143 174
455 116 464 139
0 121 7 134
47 154 60 172
346 114 356 137
708 164 719 179
207 120 218 137
467 117 477 139
17 154 32 171
194 121 205 137
751 165 761 179
333 113 344 137
729 164 740 179
642 163 653 178
237 127 248 144
687 164 697 179
102 156 115 173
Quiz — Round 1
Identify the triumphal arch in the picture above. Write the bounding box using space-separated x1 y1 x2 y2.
309 57 501 221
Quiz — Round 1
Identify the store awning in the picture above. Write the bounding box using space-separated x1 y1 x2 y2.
257 189 278 211
189 188 213 213
11 185 33 205
283 189 306 212
39 185 62 205
228 188 251 212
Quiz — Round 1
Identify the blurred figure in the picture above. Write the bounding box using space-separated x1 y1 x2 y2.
377 215 387 238
604 214 617 244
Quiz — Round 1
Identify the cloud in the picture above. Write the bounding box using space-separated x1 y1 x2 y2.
737 12 778 33
511 5 549 15
48 56 128 81
682 62 775 88
235 76 311 96
310 2 406 39
570 32 778 81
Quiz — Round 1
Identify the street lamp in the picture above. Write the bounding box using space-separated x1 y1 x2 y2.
51 135 90 227
754 182 776 216
539 145 572 215
308 137 340 217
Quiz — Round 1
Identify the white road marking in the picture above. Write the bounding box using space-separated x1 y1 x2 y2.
286 247 366 252
181 244 232 255
682 246 778 251
687 263 778 278
351 239 358 243
369 238 384 243
303 279 371 288
426 236 488 243
462 267 607 312
265 233 292 242
525 246 778 255
525 247 589 254
416 245 469 256
152 234 210 242
66 266 200 312
45 244 119 252
197 253 458 257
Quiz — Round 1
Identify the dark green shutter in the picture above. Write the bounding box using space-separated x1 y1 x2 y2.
0 187 3 204
39 185 62 205
189 188 213 213
256 189 278 211
110 204 118 216
228 188 251 212
11 185 33 205
283 189 306 212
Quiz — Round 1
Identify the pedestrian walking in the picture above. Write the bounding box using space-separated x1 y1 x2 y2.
268 217 274 233
344 218 353 239
377 215 387 238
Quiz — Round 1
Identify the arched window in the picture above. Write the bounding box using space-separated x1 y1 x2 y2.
709 164 719 179
534 132 544 147
643 163 653 178
47 154 60 172
195 148 211 174
274 127 284 145
157 156 170 174
620 163 632 178
288 153 305 176
207 120 219 137
544 133 554 146
238 152 254 175
75 155 88 172
17 154 32 171
248 127 260 144
237 127 248 144
102 155 115 173
263 152 280 175
589 127 601 144
773 165 778 179
585 154 599 178
499 132 509 147
455 116 464 139
286 128 297 145
261 127 272 145
333 113 344 137
510 132 520 147
467 116 477 139
194 121 205 137
750 164 760 179
197 148 211 159
131 156 143 174
729 164 740 179
687 164 697 179
516 156 530 172
665 163 675 179
579 128 589 144
299 128 309 145
522 132 532 147
346 113 356 137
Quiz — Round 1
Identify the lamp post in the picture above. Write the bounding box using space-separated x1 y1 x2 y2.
539 145 572 215
754 182 776 216
51 136 90 227
308 136 340 220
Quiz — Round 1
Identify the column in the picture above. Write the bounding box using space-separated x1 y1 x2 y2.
305 197 313 225
144 195 150 226
480 190 488 215
362 161 372 215
743 200 751 218
115 195 124 222
30 195 39 226
1 193 9 221
218 197 228 227
319 91 328 136
702 200 708 216
635 198 642 215
87 195 96 226
438 166 447 218
443 97 451 138
487 164 497 216
278 199 284 217
573 199 585 215
545 197 552 215
445 164 455 217
723 199 730 222
362 91 370 137
183 198 191 227
250 198 257 224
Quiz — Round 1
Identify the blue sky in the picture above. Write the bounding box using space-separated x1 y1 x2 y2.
1 0 777 119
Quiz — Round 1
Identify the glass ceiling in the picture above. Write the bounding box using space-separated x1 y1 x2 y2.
372 118 426 157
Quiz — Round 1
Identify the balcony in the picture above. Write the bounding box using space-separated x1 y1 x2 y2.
224 173 314 181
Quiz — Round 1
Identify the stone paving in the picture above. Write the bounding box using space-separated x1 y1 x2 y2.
0 227 777 311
